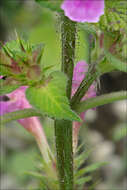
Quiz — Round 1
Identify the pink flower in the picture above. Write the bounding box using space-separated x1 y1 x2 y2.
72 61 96 104
0 86 54 162
0 86 29 116
72 61 96 152
61 0 104 23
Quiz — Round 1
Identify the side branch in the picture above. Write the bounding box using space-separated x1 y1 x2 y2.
75 91 127 113
0 108 42 125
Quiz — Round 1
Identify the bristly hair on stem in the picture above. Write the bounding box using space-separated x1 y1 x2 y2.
54 13 77 190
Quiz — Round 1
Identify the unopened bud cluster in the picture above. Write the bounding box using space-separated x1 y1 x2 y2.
0 38 44 87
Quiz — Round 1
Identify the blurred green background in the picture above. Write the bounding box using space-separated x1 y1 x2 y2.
0 0 127 190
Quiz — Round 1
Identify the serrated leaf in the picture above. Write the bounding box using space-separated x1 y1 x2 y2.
0 80 20 95
26 71 81 121
105 51 127 72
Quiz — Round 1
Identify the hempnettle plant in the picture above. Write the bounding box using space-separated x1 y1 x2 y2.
0 0 127 189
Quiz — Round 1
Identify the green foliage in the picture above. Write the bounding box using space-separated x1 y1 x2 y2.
25 143 106 190
25 154 58 190
5 38 45 66
75 176 92 186
76 91 127 114
105 50 127 73
86 0 127 70
99 0 127 32
0 38 45 87
79 23 97 37
0 64 11 76
97 57 116 74
1 2 126 189
75 162 107 179
0 51 12 75
75 149 92 171
26 171 58 190
0 79 19 95
26 71 81 121
73 144 107 189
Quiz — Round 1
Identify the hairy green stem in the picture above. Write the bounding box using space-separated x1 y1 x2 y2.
55 120 73 190
61 14 76 99
54 14 76 190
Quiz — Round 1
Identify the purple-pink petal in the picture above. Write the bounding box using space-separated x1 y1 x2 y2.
72 61 96 119
61 0 104 23
0 86 32 125
72 61 96 152
73 60 88 83
0 86 29 116
0 86 54 162
0 86 45 138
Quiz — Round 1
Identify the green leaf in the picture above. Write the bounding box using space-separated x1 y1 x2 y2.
0 51 12 75
0 80 19 95
25 171 45 179
42 65 55 74
32 43 45 64
75 150 92 170
75 176 92 185
105 51 127 72
75 162 107 179
0 64 11 76
26 71 81 121
5 40 22 54
79 23 97 36
98 57 116 74
98 0 127 32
